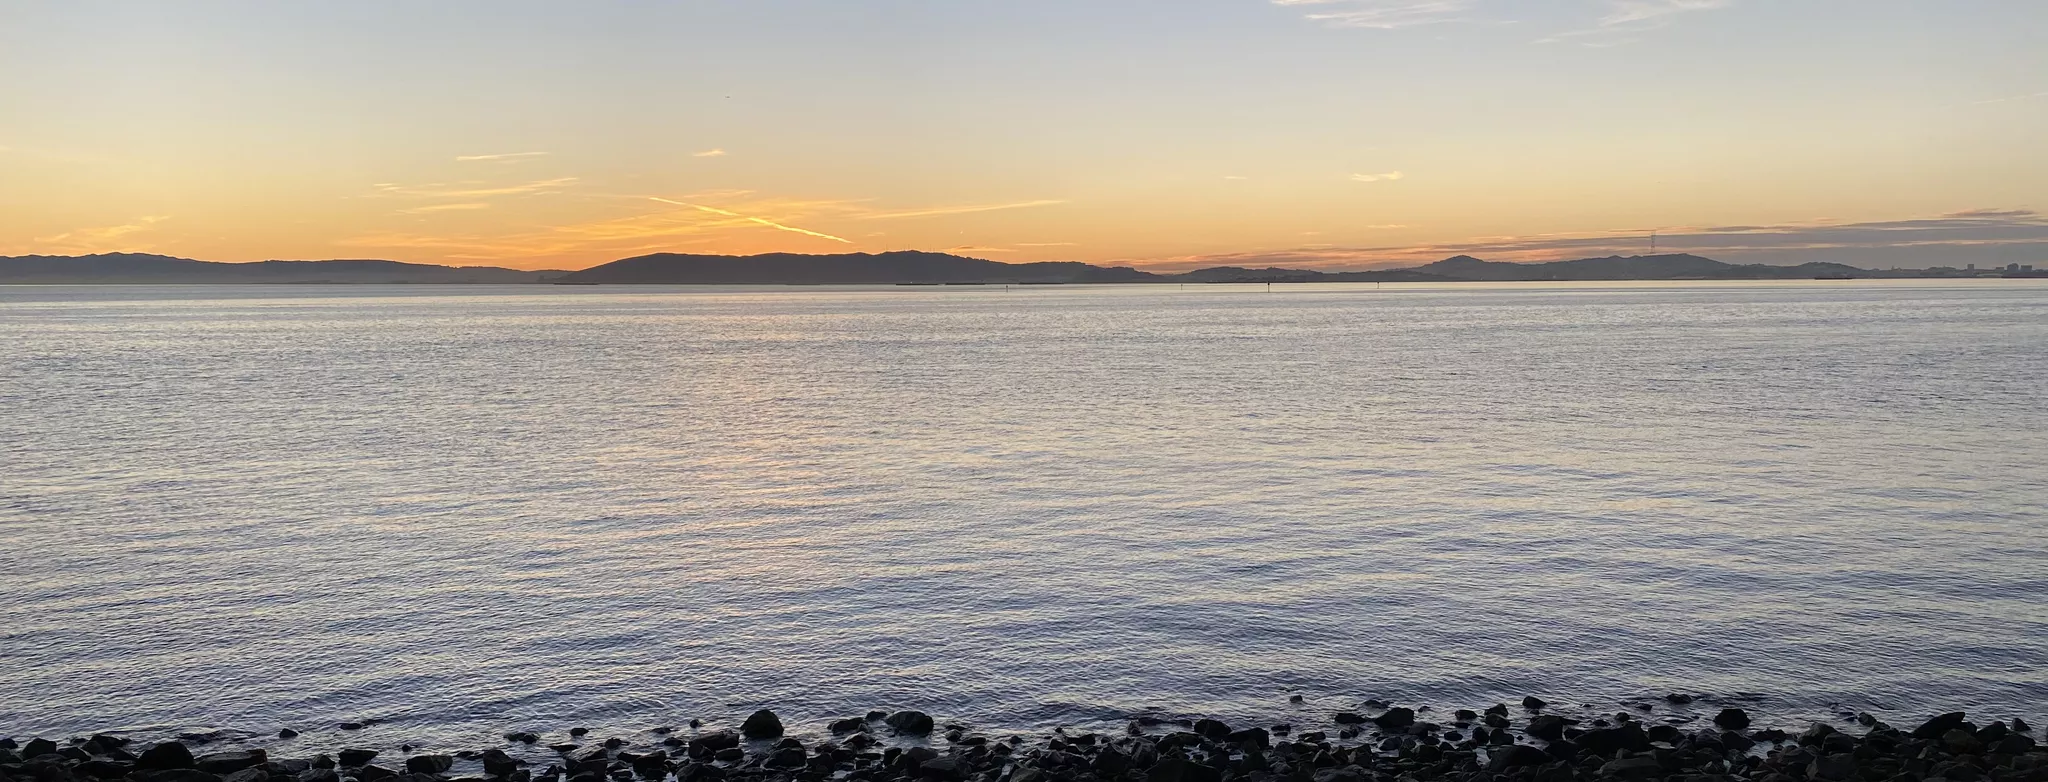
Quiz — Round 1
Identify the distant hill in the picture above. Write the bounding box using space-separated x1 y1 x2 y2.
1 250 1885 285
557 251 1160 284
1401 253 1869 281
0 253 556 283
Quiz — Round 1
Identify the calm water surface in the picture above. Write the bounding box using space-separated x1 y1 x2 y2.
2 281 2045 750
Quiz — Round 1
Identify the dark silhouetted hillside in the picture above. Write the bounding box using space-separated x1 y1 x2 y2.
557 251 1161 284
0 253 556 283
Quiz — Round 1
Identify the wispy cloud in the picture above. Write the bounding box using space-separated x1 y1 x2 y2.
400 203 492 215
1016 242 1079 247
454 151 549 162
645 196 853 243
1351 171 1406 182
34 215 171 253
693 148 728 157
1972 90 2048 106
371 178 579 199
945 245 1016 254
857 200 1066 220
1273 0 1475 30
1538 0 1732 45
1140 208 2048 270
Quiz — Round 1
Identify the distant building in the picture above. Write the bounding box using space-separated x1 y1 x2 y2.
1967 264 1976 271
2010 263 2022 272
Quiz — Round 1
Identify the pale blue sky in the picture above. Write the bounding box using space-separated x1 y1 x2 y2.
2 0 2044 268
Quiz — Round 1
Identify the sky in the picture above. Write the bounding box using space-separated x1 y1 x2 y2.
2 0 2045 271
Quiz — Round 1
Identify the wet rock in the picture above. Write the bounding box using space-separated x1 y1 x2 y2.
1943 729 1985 755
1645 724 1682 744
23 739 59 759
139 743 198 771
479 750 519 778
1192 719 1231 741
1996 733 2037 754
2013 717 2031 732
739 710 783 740
568 729 589 738
885 711 934 736
338 724 364 732
356 766 397 782
1808 753 1857 781
1227 728 1271 748
690 731 739 753
711 747 742 763
277 729 300 740
297 770 339 782
1575 724 1651 755
1289 695 1305 704
220 767 267 782
403 757 452 776
827 718 867 734
1527 716 1568 742
1599 755 1665 780
1374 708 1416 731
1487 744 1549 771
194 751 267 774
1148 756 1222 782
338 750 378 768
1453 709 1478 723
74 760 134 778
138 770 224 782
1523 697 1548 711
1913 713 1969 740
1665 694 1695 705
1715 709 1751 731
502 733 539 745
1333 713 1366 725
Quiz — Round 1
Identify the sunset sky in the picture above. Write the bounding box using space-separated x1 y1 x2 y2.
3 0 2045 271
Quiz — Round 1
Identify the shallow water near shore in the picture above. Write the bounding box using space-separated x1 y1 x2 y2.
2 280 2045 750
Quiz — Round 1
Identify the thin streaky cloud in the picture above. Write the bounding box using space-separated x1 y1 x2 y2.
1971 90 2048 105
1538 0 1732 44
1015 242 1079 247
454 151 549 162
1273 0 1475 30
34 215 170 251
693 149 728 157
645 196 853 244
1351 171 1406 182
858 200 1066 220
373 178 579 199
401 203 492 215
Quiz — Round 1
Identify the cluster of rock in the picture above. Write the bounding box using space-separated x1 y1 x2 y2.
2 705 2039 782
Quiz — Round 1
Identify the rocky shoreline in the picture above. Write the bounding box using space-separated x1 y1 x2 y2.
3 704 2039 782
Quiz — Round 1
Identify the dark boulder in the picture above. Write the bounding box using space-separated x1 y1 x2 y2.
1645 724 1682 744
74 760 135 779
194 751 267 774
403 756 453 776
298 770 339 782
23 739 59 759
1526 716 1567 742
1486 744 1549 771
885 712 935 736
739 710 782 740
1227 728 1270 748
338 750 379 768
138 771 223 782
1576 723 1651 755
1373 708 1416 731
1148 756 1222 782
1332 713 1366 725
2014 717 2031 732
480 750 519 778
1715 709 1751 731
139 743 198 770
1913 712 1969 740
219 767 267 782
356 766 397 782
1601 755 1665 780
1664 694 1694 704
1523 696 1548 711
278 730 299 740
827 718 867 734
690 731 739 753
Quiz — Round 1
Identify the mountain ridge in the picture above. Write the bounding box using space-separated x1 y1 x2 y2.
2 250 1888 284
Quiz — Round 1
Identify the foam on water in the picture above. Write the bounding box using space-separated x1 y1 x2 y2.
2 281 2044 749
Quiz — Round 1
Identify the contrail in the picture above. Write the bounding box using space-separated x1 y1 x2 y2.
647 196 852 244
